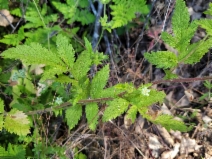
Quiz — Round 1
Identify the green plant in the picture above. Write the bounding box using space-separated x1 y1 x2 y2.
0 1 81 52
144 0 212 79
199 80 212 101
3 0 212 157
100 0 149 32
0 2 59 47
1 34 189 133
0 143 26 159
0 0 8 9
51 0 95 25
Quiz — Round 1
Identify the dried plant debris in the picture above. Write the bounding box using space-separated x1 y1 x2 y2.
148 135 163 158
180 134 202 155
161 142 180 159
0 10 13 27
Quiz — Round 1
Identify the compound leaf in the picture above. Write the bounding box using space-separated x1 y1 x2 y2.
1 43 62 66
144 51 178 69
109 0 149 28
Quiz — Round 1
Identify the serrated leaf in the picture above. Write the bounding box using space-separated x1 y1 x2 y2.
109 0 149 28
76 9 95 25
172 0 189 40
91 52 108 65
0 143 26 159
52 0 76 22
71 77 90 106
66 104 82 130
204 3 212 15
126 105 137 123
78 0 89 8
23 3 57 28
114 82 135 93
144 51 178 69
41 65 67 81
56 34 75 68
128 89 165 109
152 114 191 132
84 37 93 53
110 4 135 28
23 74 36 94
161 32 177 48
12 103 32 112
24 26 61 46
103 98 129 122
1 43 62 66
10 8 22 17
4 109 30 136
0 98 4 113
0 115 3 130
176 22 198 60
164 70 178 80
86 103 99 130
0 27 25 46
177 21 197 45
99 86 124 98
204 81 212 89
90 65 109 98
182 38 212 64
71 50 92 80
55 75 78 85
196 18 212 35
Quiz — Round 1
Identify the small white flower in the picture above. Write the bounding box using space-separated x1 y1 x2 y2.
141 87 150 96
55 97 63 105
